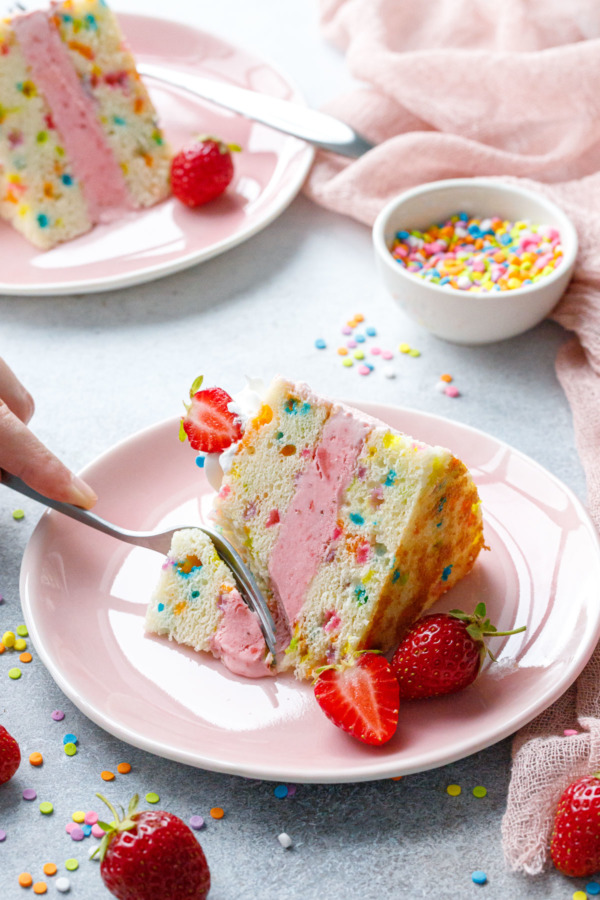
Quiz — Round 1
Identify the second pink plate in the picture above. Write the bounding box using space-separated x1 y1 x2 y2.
20 403 600 783
0 14 314 296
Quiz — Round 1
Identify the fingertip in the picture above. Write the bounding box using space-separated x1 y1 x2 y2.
68 476 98 509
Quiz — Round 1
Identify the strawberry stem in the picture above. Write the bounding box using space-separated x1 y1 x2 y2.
449 603 526 664
91 793 140 863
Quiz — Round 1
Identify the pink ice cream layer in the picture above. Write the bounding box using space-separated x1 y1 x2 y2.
210 590 273 679
268 409 370 626
14 11 132 224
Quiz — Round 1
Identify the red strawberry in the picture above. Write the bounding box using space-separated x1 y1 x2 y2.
171 136 240 207
391 603 525 700
313 652 399 745
95 794 210 900
0 724 21 784
551 773 600 877
179 375 243 453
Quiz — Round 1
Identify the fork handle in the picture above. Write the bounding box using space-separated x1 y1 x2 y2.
1 472 141 544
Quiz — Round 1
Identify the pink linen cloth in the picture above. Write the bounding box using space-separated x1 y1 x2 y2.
304 0 600 875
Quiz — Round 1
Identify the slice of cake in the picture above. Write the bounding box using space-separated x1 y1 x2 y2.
148 376 485 680
0 0 171 249
145 529 272 679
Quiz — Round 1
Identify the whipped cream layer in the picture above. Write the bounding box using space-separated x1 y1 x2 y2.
14 10 132 224
268 409 370 626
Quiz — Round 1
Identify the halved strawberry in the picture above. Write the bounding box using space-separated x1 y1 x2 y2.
179 376 243 453
313 652 399 745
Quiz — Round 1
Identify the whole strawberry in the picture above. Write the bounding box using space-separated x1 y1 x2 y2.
551 774 600 877
0 724 21 784
171 136 240 207
314 651 400 745
391 603 525 700
179 375 243 453
95 794 210 900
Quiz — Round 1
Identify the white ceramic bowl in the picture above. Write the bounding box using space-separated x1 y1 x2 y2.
372 178 578 344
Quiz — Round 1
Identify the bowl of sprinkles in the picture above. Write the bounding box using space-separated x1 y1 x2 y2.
373 178 578 344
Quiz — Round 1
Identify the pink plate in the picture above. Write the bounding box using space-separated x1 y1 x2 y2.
20 403 600 783
0 14 314 296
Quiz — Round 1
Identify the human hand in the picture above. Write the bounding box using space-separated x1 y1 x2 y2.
0 358 97 509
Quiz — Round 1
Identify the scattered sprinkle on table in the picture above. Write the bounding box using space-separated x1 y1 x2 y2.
55 877 70 893
12 509 25 520
64 859 79 871
564 728 579 736
145 792 159 804
9 667 21 680
14 638 27 651
117 762 131 774
273 784 288 799
210 807 224 819
472 786 487 798
19 652 32 663
23 789 37 801
286 784 297 797
2 630 15 648
471 870 487 885
446 784 461 796
18 872 33 888
314 339 326 349
573 892 588 900
51 710 65 722
29 752 43 767
389 215 563 292
16 624 28 637
72 811 85 824
100 770 115 782
42 863 57 877
70 827 85 842
39 802 53 815
0 829 6 841
586 882 600 896
64 743 77 757
91 824 105 838
189 815 205 830
278 832 293 849
63 733 77 745
84 811 98 825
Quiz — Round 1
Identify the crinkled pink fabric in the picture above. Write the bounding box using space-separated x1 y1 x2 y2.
305 0 600 876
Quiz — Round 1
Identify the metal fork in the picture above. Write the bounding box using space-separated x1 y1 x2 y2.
2 472 277 656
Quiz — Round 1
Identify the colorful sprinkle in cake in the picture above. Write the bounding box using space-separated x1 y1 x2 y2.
147 377 486 680
0 0 171 250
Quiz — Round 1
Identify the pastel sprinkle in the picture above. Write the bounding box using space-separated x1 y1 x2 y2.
446 784 461 796
357 365 371 376
389 215 563 293
370 347 381 355
64 743 77 756
72 811 85 823
341 326 352 335
51 710 65 721
12 509 25 520
65 859 79 871
19 652 32 663
383 367 396 379
42 863 57 877
29 752 43 767
63 734 77 745
445 385 460 398
145 792 159 804
399 343 410 354
19 873 33 888
342 358 354 368
353 350 365 360
471 871 487 885
100 770 115 782
440 373 453 383
365 327 377 336
65 823 77 834
14 638 27 651
408 348 421 357
210 807 225 819
0 829 6 841
278 832 293 849
286 784 297 797
82 824 92 836
354 314 364 322
586 882 600 895
92 823 105 838
564 729 578 736
346 340 357 349
2 631 15 648
355 334 366 343
16 625 28 637
274 784 288 798
23 789 37 801
381 350 393 360
473 786 487 798
435 381 448 394
337 347 348 356
39 802 53 815
117 762 131 774
189 815 205 830
315 339 326 349
56 877 71 892
8 667 21 679
573 893 587 900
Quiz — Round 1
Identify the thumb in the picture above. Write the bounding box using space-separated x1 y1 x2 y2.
0 401 97 509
